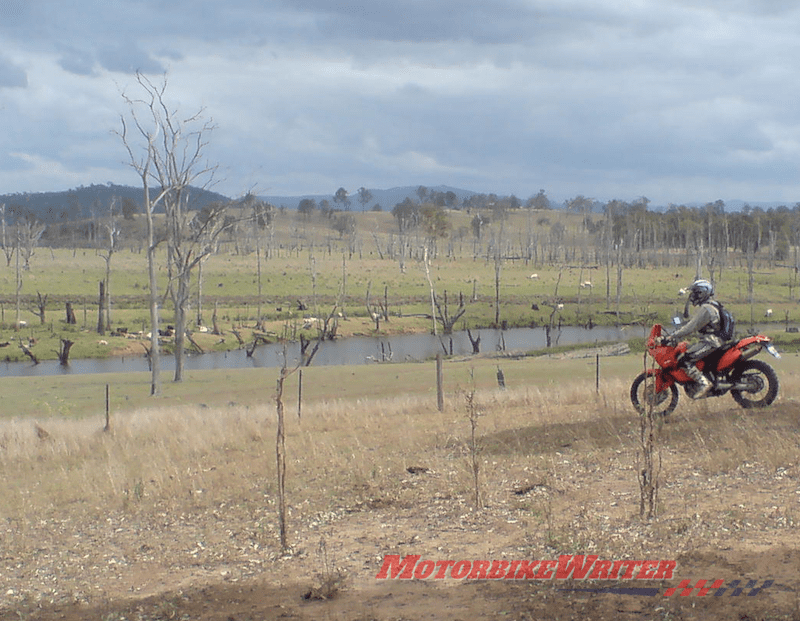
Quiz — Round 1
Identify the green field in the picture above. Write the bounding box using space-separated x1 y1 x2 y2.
2 208 799 366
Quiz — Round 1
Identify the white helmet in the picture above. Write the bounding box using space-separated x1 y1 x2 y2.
687 279 714 306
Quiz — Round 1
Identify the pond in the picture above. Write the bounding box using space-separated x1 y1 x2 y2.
1 324 641 378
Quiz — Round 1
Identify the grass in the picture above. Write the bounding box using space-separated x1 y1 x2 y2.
3 208 800 362
2 350 799 520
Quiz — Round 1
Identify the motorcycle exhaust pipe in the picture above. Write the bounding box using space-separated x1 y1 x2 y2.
739 343 763 360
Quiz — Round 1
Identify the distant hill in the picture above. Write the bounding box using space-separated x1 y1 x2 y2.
4 183 788 222
0 183 230 222
259 185 479 211
0 184 484 221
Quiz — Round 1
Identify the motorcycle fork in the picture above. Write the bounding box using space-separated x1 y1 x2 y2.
648 369 676 393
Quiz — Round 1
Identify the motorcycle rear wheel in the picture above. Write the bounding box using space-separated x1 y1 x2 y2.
630 372 679 417
730 359 779 408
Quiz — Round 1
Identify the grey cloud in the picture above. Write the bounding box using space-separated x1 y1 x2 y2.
0 56 27 88
58 47 97 76
96 42 165 75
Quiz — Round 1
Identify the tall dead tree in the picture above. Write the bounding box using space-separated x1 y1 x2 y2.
0 203 13 267
119 71 223 387
99 198 120 331
17 214 45 271
167 201 231 381
118 72 172 395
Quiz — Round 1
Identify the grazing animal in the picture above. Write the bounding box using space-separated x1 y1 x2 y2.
528 273 540 280
765 308 773 317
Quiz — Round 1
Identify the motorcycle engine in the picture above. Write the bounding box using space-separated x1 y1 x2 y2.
684 375 718 399
684 381 702 399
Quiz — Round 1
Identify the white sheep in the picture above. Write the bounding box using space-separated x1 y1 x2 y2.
765 308 773 317
528 273 539 280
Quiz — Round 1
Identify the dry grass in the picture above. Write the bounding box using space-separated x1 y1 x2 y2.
4 355 800 619
3 359 797 526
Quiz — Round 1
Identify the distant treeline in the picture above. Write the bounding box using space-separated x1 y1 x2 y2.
0 183 229 223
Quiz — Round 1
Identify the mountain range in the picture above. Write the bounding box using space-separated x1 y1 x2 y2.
0 184 479 222
0 183 794 223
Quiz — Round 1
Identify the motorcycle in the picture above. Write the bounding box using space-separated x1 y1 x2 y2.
630 321 781 417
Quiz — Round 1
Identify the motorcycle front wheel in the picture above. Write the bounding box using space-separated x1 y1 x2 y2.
630 372 679 417
730 359 779 408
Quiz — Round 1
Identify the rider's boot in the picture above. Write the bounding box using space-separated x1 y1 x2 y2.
684 363 712 398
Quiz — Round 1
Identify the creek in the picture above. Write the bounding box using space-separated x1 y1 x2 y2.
1 325 638 378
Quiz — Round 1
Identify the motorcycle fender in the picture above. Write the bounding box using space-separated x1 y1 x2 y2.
717 348 742 370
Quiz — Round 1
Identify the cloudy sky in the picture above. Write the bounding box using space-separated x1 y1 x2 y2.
1 0 800 206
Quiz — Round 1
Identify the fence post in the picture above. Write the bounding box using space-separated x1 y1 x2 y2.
297 369 303 419
436 353 444 412
596 353 600 394
104 384 111 432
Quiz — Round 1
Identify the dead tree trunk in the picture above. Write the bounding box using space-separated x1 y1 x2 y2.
97 280 106 336
65 302 77 325
185 332 204 354
434 290 467 335
32 292 47 324
212 300 222 335
19 339 38 364
467 328 481 354
58 339 74 365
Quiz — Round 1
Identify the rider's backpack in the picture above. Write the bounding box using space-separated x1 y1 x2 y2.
713 301 735 341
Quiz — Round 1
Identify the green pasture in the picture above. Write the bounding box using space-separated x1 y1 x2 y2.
2 209 800 362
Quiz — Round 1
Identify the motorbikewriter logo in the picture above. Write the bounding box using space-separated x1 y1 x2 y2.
375 554 773 597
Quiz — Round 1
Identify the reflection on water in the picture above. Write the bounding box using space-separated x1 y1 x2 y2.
1 325 640 378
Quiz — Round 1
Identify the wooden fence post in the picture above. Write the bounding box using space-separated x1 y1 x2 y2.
436 353 444 412
104 384 111 432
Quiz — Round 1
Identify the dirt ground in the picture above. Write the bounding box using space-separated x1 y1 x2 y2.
3 400 800 621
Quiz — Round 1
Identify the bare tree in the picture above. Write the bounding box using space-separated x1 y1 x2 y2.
0 204 14 267
17 214 46 271
99 198 120 331
248 196 274 327
118 71 221 388
168 202 231 381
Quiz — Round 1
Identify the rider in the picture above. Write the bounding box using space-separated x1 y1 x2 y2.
663 279 725 399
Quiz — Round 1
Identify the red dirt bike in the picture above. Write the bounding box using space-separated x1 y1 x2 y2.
630 323 781 417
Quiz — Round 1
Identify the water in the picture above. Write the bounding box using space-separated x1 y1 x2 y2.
0 325 636 378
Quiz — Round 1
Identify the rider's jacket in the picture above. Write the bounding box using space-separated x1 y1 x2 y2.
671 301 721 341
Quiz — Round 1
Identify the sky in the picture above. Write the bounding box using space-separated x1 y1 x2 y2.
2 0 800 207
